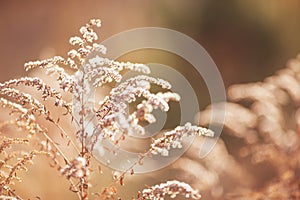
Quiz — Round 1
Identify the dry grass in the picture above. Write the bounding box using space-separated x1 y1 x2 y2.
0 19 213 200
198 54 300 199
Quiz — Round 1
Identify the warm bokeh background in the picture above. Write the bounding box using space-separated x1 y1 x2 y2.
1 1 300 85
1 1 300 199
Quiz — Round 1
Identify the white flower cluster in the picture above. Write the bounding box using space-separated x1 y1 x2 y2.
95 75 180 139
141 180 201 200
60 157 90 179
151 123 214 156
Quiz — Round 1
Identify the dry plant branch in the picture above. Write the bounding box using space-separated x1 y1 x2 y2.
0 19 213 200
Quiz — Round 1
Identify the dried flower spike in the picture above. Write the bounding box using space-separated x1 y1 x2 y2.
139 180 201 200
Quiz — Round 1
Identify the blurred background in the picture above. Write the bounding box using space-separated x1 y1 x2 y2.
1 0 300 85
1 0 300 199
